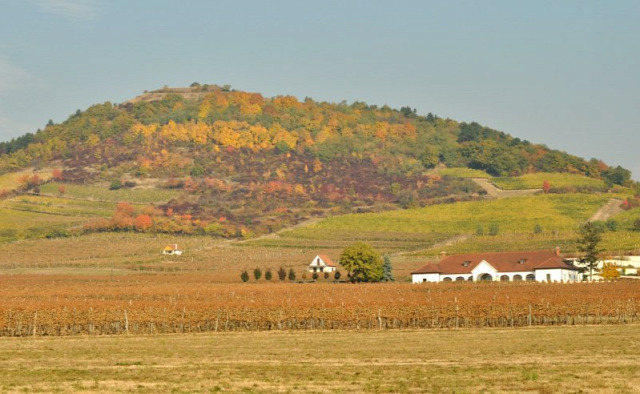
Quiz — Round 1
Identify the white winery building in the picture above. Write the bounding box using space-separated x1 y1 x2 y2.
411 249 580 283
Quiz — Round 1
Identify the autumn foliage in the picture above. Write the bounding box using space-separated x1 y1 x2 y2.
0 277 637 336
0 85 631 237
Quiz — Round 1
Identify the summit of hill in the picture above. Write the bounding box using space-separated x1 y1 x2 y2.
0 83 634 238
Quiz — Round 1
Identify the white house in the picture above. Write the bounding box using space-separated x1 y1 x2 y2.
308 255 337 273
162 244 183 256
586 255 640 280
411 249 580 283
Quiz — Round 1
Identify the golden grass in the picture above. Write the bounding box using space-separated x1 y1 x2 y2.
0 325 638 392
0 233 317 278
39 182 180 204
436 167 492 178
493 172 606 190
1 195 115 217
300 194 609 235
0 208 88 241
0 169 53 191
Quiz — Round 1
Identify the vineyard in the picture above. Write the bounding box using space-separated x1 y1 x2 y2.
0 276 637 336
492 172 607 190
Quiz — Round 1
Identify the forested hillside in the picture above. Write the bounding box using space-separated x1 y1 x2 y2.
0 84 632 236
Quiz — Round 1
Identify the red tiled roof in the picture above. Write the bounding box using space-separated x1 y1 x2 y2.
411 250 579 275
318 255 336 267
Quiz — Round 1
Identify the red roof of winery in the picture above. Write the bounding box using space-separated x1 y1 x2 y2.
318 255 336 267
411 250 579 275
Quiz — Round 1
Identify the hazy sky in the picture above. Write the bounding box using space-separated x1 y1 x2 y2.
1 1 639 178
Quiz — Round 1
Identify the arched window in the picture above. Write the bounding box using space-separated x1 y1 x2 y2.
526 274 535 281
443 277 453 282
513 275 523 281
455 276 465 281
468 276 473 282
480 273 493 281
500 275 510 282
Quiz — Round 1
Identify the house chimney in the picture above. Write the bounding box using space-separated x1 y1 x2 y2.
440 251 447 260
555 247 561 256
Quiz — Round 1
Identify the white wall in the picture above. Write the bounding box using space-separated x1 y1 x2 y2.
492 271 534 281
534 269 579 283
412 273 440 283
470 261 498 281
440 274 473 282
412 268 580 283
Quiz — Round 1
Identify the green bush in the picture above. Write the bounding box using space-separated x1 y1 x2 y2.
240 270 249 282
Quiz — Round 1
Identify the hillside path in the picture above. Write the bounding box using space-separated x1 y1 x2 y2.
472 178 541 199
393 234 471 258
589 199 623 222
235 217 323 244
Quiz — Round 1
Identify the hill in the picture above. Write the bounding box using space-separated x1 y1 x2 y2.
0 84 634 238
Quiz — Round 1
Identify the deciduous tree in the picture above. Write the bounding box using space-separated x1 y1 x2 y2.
600 263 620 281
339 242 383 282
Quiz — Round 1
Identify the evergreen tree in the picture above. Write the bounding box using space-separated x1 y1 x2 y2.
264 268 272 281
577 222 604 280
253 267 262 281
382 254 395 282
277 267 287 281
288 268 296 281
240 270 249 283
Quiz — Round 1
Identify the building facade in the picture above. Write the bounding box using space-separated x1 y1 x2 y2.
411 249 580 283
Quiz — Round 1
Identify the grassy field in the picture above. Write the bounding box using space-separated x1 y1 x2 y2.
435 167 492 178
1 191 637 280
263 193 640 261
39 182 180 204
1 195 116 217
0 208 90 242
493 172 607 190
301 194 609 235
0 233 317 279
0 325 638 392
0 169 53 191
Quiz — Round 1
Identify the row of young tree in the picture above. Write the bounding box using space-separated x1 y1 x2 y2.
241 242 395 283
240 267 343 282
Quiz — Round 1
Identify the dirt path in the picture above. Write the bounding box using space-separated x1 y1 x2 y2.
235 217 323 244
589 199 623 222
472 178 541 199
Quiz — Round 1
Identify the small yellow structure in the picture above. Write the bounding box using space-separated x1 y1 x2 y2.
162 244 183 256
